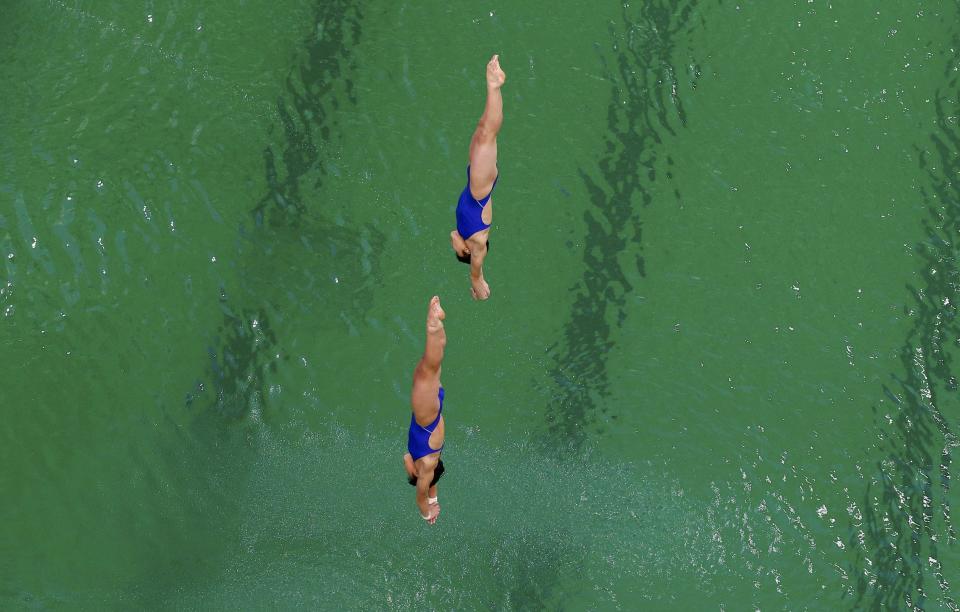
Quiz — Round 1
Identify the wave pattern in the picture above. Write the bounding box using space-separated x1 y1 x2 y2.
545 0 703 444
850 35 960 611
194 0 381 421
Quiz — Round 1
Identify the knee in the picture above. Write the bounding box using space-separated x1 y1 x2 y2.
472 125 497 145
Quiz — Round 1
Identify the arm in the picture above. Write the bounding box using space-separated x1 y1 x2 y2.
469 240 487 282
468 239 490 300
416 465 439 524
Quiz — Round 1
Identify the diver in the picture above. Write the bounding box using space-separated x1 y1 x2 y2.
402 295 447 524
449 54 506 300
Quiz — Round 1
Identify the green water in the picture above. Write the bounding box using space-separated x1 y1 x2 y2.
3 0 959 609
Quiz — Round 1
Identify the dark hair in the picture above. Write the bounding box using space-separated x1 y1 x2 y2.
407 459 445 486
455 240 489 265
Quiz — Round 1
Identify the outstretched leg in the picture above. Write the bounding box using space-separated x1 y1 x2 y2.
410 296 446 417
468 54 506 199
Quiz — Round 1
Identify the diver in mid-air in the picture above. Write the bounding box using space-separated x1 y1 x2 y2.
402 295 447 524
449 54 506 301
402 57 507 524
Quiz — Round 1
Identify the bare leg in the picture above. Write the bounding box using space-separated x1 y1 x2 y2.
452 55 505 301
410 296 446 418
468 55 506 198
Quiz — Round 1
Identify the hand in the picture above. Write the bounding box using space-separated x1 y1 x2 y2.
421 503 440 525
486 54 505 89
471 277 490 301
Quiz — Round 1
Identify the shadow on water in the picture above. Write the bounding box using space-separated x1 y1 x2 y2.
190 0 381 424
157 3 375 600
545 0 703 445
251 0 362 228
850 40 960 610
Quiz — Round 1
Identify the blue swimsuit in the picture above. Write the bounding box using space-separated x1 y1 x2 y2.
408 387 444 460
455 166 498 240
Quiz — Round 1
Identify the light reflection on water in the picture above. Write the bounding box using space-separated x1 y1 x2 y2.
848 39 960 608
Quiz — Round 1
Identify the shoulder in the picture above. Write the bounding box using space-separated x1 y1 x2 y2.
416 453 440 471
466 231 489 249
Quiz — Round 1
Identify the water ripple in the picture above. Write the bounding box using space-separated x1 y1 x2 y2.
850 22 960 610
192 0 383 422
545 0 705 445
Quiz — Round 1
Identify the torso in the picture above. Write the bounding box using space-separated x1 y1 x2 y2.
467 176 494 226
426 415 444 454
481 198 493 225
411 384 445 457
457 174 496 240
466 199 492 248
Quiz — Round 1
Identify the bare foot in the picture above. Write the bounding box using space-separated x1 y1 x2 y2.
450 230 470 258
487 54 505 89
427 296 445 332
471 277 490 301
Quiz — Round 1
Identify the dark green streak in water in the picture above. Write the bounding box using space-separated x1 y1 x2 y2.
6 1 960 608
194 0 381 424
254 0 363 226
546 0 703 445
853 25 960 609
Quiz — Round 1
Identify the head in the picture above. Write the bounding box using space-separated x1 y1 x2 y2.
454 239 489 265
403 452 445 487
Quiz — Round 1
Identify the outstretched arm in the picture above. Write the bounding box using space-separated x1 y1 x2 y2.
468 239 490 300
416 466 439 524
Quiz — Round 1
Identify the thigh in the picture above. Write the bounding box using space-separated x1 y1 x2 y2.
469 137 498 197
410 365 441 415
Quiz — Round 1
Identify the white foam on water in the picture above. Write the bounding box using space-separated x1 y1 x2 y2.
165 423 786 609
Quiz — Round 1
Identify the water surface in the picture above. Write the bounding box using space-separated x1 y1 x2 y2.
2 0 959 609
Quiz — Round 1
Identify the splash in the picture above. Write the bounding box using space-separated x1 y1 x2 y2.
166 424 752 609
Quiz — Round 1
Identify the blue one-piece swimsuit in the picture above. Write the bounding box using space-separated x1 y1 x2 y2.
408 387 444 460
455 166 499 240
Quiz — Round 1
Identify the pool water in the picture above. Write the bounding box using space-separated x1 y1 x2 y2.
2 0 958 608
